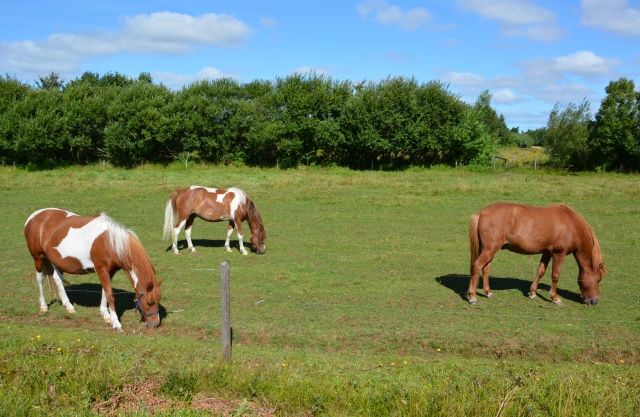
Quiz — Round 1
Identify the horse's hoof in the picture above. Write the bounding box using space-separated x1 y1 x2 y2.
189 248 197 253
468 299 477 305
486 293 494 299
114 327 123 333
66 307 76 313
103 317 111 323
225 248 233 253
39 307 48 313
553 299 564 306
241 251 248 256
528 294 538 300
173 251 180 255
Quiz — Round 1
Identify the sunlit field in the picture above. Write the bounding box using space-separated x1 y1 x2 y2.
1 164 639 416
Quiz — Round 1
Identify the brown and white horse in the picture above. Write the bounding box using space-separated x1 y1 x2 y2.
468 202 605 306
163 186 266 255
24 208 163 331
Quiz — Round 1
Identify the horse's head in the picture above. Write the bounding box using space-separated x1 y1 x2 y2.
579 262 605 305
250 231 266 255
135 279 163 327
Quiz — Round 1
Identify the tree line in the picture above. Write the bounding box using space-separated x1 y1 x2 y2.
0 71 638 171
0 72 509 169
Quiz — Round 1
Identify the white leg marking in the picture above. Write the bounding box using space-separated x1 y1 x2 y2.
238 232 248 255
53 267 75 313
185 228 196 252
225 227 234 252
173 220 186 254
36 270 48 312
100 289 110 322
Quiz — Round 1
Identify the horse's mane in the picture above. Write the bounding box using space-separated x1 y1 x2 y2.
99 213 156 279
552 204 604 273
244 196 266 240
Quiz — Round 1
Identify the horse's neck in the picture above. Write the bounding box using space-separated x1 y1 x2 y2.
124 239 156 287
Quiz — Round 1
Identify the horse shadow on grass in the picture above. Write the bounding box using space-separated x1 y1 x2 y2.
435 274 584 304
164 238 233 253
65 283 167 322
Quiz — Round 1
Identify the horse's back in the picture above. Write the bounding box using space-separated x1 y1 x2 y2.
476 203 579 254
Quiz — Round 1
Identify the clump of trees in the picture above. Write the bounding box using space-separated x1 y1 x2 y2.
543 77 640 171
2 71 637 171
0 72 504 169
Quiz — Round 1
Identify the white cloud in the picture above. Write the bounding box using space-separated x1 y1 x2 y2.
356 0 434 31
519 51 621 82
492 88 523 103
0 12 252 78
153 67 239 90
456 0 563 42
580 0 640 36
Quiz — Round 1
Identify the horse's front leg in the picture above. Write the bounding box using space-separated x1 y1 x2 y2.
100 288 110 322
224 221 234 253
52 267 75 313
529 252 551 300
235 221 248 255
549 254 566 305
97 269 123 331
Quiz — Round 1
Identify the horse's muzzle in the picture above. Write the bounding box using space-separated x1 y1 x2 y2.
146 320 161 328
584 298 599 305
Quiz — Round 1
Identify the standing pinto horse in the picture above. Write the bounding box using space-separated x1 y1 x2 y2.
468 202 605 306
24 208 163 331
163 186 266 255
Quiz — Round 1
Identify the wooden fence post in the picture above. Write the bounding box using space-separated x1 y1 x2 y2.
220 261 232 361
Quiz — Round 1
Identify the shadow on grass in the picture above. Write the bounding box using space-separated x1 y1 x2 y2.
165 238 237 252
65 282 167 322
436 274 584 304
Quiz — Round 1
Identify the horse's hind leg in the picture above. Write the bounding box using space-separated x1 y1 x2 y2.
184 216 196 253
482 261 494 299
529 252 551 300
36 270 49 312
52 267 75 313
224 221 235 253
171 219 187 254
468 250 495 304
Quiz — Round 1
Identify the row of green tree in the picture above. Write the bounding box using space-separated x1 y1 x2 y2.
0 72 510 169
542 78 640 171
1 72 638 170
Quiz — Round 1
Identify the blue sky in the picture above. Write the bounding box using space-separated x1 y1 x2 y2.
1 0 639 131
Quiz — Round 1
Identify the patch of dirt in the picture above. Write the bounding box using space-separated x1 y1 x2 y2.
92 379 276 416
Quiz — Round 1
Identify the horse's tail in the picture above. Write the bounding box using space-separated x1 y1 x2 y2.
42 258 61 301
163 190 179 241
469 213 481 273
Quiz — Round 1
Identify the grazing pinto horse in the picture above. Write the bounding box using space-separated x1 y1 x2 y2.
468 202 605 306
163 186 266 255
24 208 163 331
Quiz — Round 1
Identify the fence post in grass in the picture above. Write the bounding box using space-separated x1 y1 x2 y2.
220 261 232 361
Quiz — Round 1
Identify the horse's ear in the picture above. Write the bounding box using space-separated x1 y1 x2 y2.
157 278 164 287
147 280 163 292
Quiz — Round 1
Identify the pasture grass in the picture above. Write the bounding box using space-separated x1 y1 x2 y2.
1 163 639 415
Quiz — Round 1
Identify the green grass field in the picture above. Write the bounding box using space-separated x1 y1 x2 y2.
1 164 639 416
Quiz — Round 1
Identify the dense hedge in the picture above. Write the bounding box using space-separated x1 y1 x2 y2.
0 72 505 169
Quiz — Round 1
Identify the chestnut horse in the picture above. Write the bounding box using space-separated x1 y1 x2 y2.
468 202 605 306
163 186 266 255
24 208 163 331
